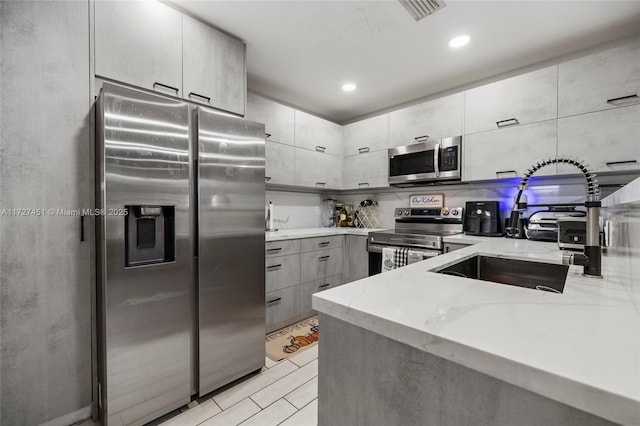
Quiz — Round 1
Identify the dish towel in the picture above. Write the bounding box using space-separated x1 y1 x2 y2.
381 247 396 272
394 247 409 268
407 250 424 265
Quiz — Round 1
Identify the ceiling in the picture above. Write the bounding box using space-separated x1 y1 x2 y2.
173 0 640 123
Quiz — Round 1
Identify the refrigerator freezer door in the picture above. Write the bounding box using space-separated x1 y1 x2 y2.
197 107 266 395
96 83 191 426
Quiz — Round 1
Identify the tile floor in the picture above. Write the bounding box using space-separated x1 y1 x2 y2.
157 345 319 426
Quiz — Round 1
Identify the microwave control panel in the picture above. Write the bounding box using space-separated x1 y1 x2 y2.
440 146 458 172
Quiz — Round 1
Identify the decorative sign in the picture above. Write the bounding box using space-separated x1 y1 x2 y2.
409 193 444 209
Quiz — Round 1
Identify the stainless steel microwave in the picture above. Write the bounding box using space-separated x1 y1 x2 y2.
388 136 462 185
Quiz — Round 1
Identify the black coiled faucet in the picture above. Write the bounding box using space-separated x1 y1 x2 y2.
505 157 602 277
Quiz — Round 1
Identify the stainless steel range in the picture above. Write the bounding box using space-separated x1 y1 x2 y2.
367 207 464 275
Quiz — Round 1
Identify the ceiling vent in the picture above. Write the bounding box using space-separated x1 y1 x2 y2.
398 0 446 21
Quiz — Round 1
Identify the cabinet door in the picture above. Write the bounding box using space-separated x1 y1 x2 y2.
300 274 343 314
343 151 389 190
343 114 389 155
294 110 342 155
294 148 342 189
266 254 301 293
464 66 558 135
345 236 368 283
266 141 294 185
1 1 91 423
300 248 343 283
389 94 463 147
183 15 245 115
463 120 557 182
557 105 640 174
246 93 295 145
266 286 302 332
95 0 182 97
559 40 640 117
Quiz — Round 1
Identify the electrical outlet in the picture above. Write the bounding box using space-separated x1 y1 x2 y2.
314 206 320 216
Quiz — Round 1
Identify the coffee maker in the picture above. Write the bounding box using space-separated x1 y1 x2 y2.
464 201 503 237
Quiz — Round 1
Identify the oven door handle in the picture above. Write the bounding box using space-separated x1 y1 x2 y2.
367 243 440 257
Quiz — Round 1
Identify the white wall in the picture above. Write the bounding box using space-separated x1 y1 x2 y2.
266 190 322 229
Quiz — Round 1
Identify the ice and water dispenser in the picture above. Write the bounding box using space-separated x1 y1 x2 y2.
125 205 175 266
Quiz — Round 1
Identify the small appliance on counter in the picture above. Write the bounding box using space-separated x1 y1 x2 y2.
525 208 586 242
558 216 587 250
464 201 502 236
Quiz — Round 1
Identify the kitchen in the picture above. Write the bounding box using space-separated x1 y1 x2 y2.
1 1 639 426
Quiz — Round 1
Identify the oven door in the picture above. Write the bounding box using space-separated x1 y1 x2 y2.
367 243 441 276
388 142 438 185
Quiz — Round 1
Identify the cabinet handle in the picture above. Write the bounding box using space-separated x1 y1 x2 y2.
188 92 211 103
315 182 326 187
315 146 326 153
265 133 272 139
265 176 272 182
153 82 179 94
318 241 330 246
266 247 282 253
358 147 370 154
606 94 638 105
80 215 85 242
266 297 282 305
414 135 430 142
606 160 637 166
496 170 517 175
319 255 330 261
358 182 370 187
496 118 519 128
266 264 282 270
318 283 330 289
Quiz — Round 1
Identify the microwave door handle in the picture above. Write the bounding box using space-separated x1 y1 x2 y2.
433 143 440 177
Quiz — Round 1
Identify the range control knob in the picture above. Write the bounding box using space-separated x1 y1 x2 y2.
396 210 403 216
442 209 450 216
452 209 459 216
404 209 410 215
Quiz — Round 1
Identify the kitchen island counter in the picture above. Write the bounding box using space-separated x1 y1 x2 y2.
313 238 639 425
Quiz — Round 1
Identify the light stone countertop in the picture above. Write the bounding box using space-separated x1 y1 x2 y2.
265 227 386 242
312 237 640 425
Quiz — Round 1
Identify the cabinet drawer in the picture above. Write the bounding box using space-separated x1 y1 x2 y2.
265 254 301 292
266 239 301 257
300 248 343 283
300 274 343 313
266 286 301 330
300 236 343 252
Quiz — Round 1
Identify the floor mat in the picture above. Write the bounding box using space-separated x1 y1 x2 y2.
265 315 318 361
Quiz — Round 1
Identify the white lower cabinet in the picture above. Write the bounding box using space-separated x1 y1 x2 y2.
265 141 294 185
343 150 389 190
463 120 558 182
557 104 640 174
300 274 343 314
265 238 343 332
345 235 368 283
266 286 302 332
294 148 342 189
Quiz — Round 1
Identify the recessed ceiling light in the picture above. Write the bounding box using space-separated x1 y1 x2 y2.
342 83 357 92
449 35 470 48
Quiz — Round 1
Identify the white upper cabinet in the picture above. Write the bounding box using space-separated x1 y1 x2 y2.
343 151 389 190
294 111 342 155
265 141 295 186
464 66 558 135
183 15 245 115
463 120 557 182
342 114 389 155
558 41 640 117
95 0 183 97
389 94 463 147
294 148 342 189
246 93 295 145
557 104 640 174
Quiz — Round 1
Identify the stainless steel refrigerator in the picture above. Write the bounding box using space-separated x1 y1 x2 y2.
96 83 265 426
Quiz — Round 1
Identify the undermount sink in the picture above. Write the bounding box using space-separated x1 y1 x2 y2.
433 255 569 293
